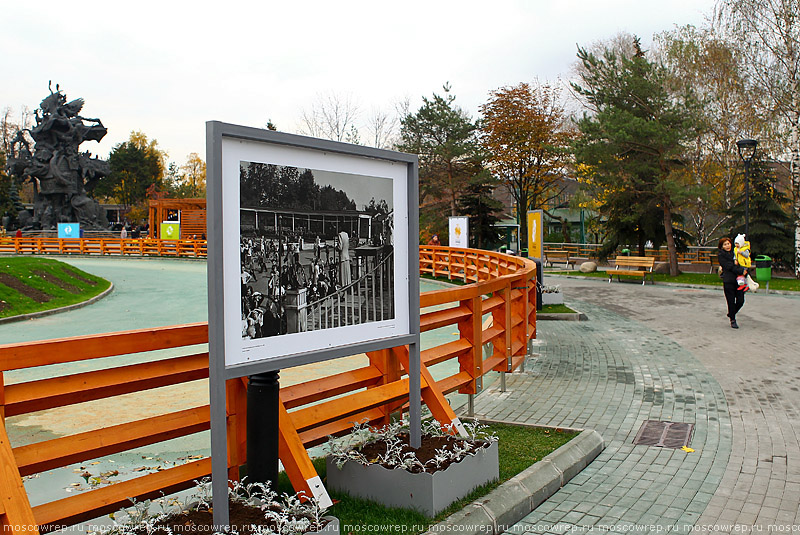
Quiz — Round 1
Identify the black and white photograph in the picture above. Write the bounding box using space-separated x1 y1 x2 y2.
239 161 395 341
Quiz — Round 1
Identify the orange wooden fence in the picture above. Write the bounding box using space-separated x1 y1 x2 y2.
542 243 718 265
0 246 536 531
0 237 207 258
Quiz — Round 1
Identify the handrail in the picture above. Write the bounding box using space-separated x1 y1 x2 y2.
542 242 718 264
0 237 207 258
0 246 536 530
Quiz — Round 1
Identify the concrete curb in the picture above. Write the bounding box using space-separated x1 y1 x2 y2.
424 428 605 535
537 310 588 321
0 282 114 325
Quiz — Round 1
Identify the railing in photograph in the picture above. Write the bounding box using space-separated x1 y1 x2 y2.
0 237 207 258
305 251 394 331
0 246 535 531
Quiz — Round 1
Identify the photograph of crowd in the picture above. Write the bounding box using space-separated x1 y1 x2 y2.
239 161 395 341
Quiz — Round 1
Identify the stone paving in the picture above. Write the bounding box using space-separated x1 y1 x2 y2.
471 276 800 533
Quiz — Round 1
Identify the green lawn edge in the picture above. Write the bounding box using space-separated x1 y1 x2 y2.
547 269 800 292
0 257 112 319
276 422 577 533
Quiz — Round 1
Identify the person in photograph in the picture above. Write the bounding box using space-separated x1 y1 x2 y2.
337 230 352 286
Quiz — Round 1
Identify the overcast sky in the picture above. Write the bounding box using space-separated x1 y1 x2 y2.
2 0 714 165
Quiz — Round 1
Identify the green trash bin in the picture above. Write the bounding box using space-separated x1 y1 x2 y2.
621 248 631 256
755 255 772 282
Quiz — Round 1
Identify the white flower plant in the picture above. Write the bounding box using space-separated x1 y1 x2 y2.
102 476 326 535
324 417 498 473
540 284 561 294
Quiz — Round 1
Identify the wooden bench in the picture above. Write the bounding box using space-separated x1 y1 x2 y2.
609 256 655 285
545 250 574 270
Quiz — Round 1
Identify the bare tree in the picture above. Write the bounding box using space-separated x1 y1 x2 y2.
716 0 800 274
299 92 360 143
364 107 399 150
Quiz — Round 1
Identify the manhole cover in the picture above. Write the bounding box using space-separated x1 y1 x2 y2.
633 420 694 448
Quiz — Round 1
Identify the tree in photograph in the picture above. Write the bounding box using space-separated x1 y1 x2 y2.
398 84 479 227
456 173 505 250
655 24 767 245
728 155 794 269
572 38 700 275
96 131 165 210
716 0 800 275
479 82 573 247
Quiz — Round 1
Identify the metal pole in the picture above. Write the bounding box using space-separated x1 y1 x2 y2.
247 371 280 492
744 160 750 237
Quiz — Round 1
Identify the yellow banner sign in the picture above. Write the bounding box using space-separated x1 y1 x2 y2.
527 210 543 260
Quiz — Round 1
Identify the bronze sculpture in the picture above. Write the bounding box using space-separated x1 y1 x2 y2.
4 83 110 230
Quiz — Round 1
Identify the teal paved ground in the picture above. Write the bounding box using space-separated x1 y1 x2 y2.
4 259 800 531
473 276 800 533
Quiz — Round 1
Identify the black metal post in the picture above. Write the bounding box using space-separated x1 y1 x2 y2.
744 160 751 237
247 370 280 491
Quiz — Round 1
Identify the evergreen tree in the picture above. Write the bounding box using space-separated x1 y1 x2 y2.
456 173 504 250
572 37 701 274
398 84 479 226
728 157 794 270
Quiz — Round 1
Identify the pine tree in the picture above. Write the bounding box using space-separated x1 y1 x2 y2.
456 173 505 250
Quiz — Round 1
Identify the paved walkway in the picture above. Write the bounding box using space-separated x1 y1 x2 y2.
472 276 800 533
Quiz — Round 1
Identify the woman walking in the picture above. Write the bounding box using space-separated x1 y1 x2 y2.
718 237 747 329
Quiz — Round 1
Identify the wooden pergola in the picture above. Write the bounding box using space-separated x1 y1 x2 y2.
148 198 206 239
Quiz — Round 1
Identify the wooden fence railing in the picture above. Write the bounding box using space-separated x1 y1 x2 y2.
542 243 718 266
0 237 207 258
0 246 536 531
0 237 720 266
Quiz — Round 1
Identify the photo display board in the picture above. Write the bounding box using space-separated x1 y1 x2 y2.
57 223 79 239
207 122 419 376
448 216 469 248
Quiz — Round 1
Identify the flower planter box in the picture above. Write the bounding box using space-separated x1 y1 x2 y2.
541 292 563 305
326 440 499 517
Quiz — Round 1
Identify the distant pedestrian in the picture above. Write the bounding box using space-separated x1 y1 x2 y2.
427 234 441 246
15 229 22 239
718 237 747 329
120 227 128 239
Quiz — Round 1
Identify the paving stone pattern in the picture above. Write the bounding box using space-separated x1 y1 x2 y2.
472 277 800 533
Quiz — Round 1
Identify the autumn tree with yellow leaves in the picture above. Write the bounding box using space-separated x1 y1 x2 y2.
479 82 573 246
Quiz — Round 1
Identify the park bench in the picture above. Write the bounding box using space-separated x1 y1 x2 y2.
545 250 574 270
608 255 655 285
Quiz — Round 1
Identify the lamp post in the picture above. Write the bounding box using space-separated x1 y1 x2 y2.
736 138 758 236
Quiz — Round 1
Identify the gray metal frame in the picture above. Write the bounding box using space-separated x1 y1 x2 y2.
206 121 420 526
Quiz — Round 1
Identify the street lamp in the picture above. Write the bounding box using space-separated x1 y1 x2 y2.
736 138 758 236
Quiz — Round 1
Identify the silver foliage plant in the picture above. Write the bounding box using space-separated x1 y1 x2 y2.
103 477 325 535
325 417 497 472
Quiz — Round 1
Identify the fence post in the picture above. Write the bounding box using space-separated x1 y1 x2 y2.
458 295 483 416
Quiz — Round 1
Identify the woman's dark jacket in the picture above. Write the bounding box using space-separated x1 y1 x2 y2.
718 249 745 284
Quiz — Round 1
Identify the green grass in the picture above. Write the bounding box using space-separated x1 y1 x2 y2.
549 269 800 291
278 422 576 533
540 304 577 314
0 257 111 318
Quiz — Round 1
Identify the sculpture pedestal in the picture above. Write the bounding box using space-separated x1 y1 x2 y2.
285 288 307 333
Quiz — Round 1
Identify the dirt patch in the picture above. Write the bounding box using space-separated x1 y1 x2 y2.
0 301 8 313
60 266 98 286
357 433 491 473
0 273 53 303
33 270 81 294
